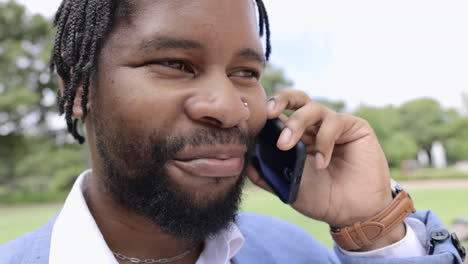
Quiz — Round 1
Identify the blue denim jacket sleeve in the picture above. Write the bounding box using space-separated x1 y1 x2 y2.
334 210 464 264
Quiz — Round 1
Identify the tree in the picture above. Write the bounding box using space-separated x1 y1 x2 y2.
354 105 418 167
0 1 57 134
0 1 59 182
443 117 468 162
398 98 455 163
381 132 419 167
0 1 87 200
353 105 401 142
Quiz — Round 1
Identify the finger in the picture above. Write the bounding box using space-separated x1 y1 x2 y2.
300 125 319 146
314 113 346 169
246 164 274 193
333 114 373 145
278 113 289 122
266 90 312 119
304 125 319 136
306 143 316 154
301 132 316 145
277 101 330 150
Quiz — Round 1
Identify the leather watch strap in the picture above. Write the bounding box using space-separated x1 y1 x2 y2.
330 190 416 251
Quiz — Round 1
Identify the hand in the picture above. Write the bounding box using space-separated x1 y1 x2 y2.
247 90 394 229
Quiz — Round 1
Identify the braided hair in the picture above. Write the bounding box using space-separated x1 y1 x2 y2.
50 0 272 144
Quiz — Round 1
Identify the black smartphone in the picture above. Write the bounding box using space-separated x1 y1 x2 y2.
251 118 307 204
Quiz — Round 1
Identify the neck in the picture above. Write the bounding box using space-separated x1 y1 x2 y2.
83 172 203 264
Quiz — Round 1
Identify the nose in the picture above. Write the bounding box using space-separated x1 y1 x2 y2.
184 75 250 128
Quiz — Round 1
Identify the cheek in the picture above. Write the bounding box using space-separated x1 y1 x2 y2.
94 67 186 135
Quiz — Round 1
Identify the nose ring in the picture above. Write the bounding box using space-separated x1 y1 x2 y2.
243 101 249 107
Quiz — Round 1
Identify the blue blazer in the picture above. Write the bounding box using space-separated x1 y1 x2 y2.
0 210 463 263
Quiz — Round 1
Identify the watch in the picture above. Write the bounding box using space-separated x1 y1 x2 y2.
330 179 416 251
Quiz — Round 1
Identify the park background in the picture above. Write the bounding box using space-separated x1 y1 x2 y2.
1 0 467 251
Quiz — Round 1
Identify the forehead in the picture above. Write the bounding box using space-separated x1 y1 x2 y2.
126 0 258 24
107 0 262 54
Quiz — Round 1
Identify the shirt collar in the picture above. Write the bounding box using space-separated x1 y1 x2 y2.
49 169 245 264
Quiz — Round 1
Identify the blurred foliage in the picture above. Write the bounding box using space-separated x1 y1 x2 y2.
0 1 87 203
0 0 56 133
261 64 293 98
354 106 401 141
0 1 467 205
398 98 455 153
314 99 346 113
354 98 468 167
261 63 294 116
444 117 468 163
381 132 419 168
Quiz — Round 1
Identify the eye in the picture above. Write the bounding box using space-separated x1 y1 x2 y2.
149 59 195 74
230 69 260 80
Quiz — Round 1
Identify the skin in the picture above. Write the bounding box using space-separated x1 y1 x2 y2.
67 0 405 261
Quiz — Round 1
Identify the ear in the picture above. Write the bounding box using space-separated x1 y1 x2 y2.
58 76 91 120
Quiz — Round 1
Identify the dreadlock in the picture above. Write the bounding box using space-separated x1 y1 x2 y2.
256 0 271 59
50 0 272 144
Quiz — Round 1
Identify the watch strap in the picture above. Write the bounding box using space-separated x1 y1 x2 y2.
330 190 416 251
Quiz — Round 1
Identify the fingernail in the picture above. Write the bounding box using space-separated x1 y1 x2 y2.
267 98 276 112
278 127 292 146
315 152 325 169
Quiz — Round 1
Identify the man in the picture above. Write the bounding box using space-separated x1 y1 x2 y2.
0 0 465 263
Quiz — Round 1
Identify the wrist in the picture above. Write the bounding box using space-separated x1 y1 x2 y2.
355 222 406 251
330 185 415 251
332 193 394 228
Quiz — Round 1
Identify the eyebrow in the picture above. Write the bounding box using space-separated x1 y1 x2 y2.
138 36 265 66
237 48 266 66
139 36 203 52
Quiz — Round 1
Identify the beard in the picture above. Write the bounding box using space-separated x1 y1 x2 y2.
92 116 255 243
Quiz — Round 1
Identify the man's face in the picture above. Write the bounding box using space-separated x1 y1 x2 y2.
87 0 267 242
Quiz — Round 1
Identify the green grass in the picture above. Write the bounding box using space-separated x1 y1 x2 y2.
241 188 334 246
241 186 468 248
391 168 468 180
0 203 61 244
1 187 467 247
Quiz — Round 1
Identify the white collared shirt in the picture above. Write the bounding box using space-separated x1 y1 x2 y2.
49 170 244 264
49 169 426 264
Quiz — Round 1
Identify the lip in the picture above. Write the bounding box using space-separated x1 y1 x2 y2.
171 145 247 178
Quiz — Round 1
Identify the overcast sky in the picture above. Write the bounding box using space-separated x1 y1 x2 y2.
15 0 468 112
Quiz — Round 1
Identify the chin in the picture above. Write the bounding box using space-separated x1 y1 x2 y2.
172 175 241 205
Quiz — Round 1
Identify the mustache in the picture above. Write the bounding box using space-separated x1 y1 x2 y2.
151 127 256 159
